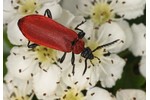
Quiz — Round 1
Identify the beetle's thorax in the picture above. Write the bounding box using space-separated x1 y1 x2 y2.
72 39 85 54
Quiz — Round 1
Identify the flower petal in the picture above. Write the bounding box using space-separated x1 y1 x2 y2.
61 0 78 14
56 10 75 27
86 87 116 100
38 3 62 19
7 17 28 45
139 56 146 78
97 22 126 53
117 21 133 51
99 54 125 88
3 0 14 11
6 47 36 80
116 89 146 100
61 61 99 90
3 83 9 100
3 11 16 24
40 0 60 4
129 23 146 56
33 65 61 99
114 0 145 19
4 73 34 99
75 0 93 15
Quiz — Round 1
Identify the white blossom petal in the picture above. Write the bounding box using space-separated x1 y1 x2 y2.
7 17 28 45
38 3 62 19
139 56 146 78
117 21 133 51
76 0 93 15
3 11 16 24
114 0 145 19
76 20 94 39
56 10 75 26
3 0 14 11
86 87 116 100
3 83 10 100
33 65 61 99
116 89 146 100
6 47 36 80
97 22 126 53
129 23 146 56
40 0 60 4
4 73 34 100
56 10 91 39
99 54 125 88
61 61 99 90
61 0 78 14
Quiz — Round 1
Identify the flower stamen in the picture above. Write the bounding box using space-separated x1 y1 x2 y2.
90 2 114 25
61 89 84 100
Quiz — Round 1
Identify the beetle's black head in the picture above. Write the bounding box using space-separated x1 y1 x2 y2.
81 47 94 60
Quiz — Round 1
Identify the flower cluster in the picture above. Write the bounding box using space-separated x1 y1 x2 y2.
3 0 146 100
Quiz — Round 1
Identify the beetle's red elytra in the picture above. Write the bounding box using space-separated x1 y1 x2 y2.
18 9 120 75
18 15 85 54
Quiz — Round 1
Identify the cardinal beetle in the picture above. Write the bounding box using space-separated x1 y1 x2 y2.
18 9 119 75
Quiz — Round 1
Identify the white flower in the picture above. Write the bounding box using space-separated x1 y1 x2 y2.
3 73 34 100
6 46 62 80
41 82 116 100
139 56 146 78
58 14 126 88
6 45 63 99
116 89 146 100
71 0 145 26
80 21 126 88
129 23 146 56
4 0 62 45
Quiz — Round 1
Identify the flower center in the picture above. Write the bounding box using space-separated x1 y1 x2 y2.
34 46 57 63
18 0 41 15
90 2 114 25
62 89 84 100
10 95 30 100
87 40 105 64
9 87 32 100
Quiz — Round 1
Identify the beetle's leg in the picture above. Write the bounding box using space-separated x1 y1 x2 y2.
44 9 52 19
71 52 75 75
75 20 86 39
82 58 88 75
27 41 38 48
75 20 86 31
59 52 67 63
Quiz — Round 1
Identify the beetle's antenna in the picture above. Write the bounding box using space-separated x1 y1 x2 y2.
92 39 120 52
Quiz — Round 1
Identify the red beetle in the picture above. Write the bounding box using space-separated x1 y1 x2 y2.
18 9 119 75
